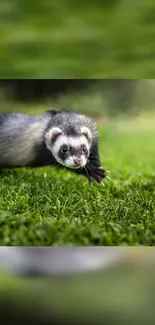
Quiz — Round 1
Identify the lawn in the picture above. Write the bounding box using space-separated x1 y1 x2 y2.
0 114 155 246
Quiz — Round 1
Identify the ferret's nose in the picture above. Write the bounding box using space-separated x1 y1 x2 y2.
74 158 83 166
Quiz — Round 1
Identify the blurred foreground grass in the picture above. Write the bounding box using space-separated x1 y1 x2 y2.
0 249 155 324
0 0 155 77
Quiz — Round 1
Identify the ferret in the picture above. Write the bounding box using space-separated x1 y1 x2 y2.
0 110 107 183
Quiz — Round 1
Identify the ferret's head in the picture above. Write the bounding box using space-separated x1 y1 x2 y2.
45 125 93 169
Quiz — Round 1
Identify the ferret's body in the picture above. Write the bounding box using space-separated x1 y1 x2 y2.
0 112 54 168
0 110 106 183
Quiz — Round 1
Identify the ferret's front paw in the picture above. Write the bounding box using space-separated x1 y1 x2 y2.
92 167 107 183
87 166 107 184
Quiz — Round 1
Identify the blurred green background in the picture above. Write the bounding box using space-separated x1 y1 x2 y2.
1 248 155 325
0 0 155 78
1 79 155 117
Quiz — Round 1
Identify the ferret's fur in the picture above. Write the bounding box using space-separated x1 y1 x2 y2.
0 110 106 183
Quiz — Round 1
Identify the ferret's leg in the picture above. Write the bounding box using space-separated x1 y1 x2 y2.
86 143 107 183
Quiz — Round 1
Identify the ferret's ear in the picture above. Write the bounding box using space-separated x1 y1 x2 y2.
81 127 92 142
48 127 62 143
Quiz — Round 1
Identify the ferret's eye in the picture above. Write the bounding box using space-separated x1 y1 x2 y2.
61 145 68 153
81 145 87 153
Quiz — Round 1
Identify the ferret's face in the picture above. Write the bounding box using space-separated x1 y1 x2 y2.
46 126 92 169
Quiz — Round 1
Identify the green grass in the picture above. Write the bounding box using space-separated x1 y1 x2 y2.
0 114 155 246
